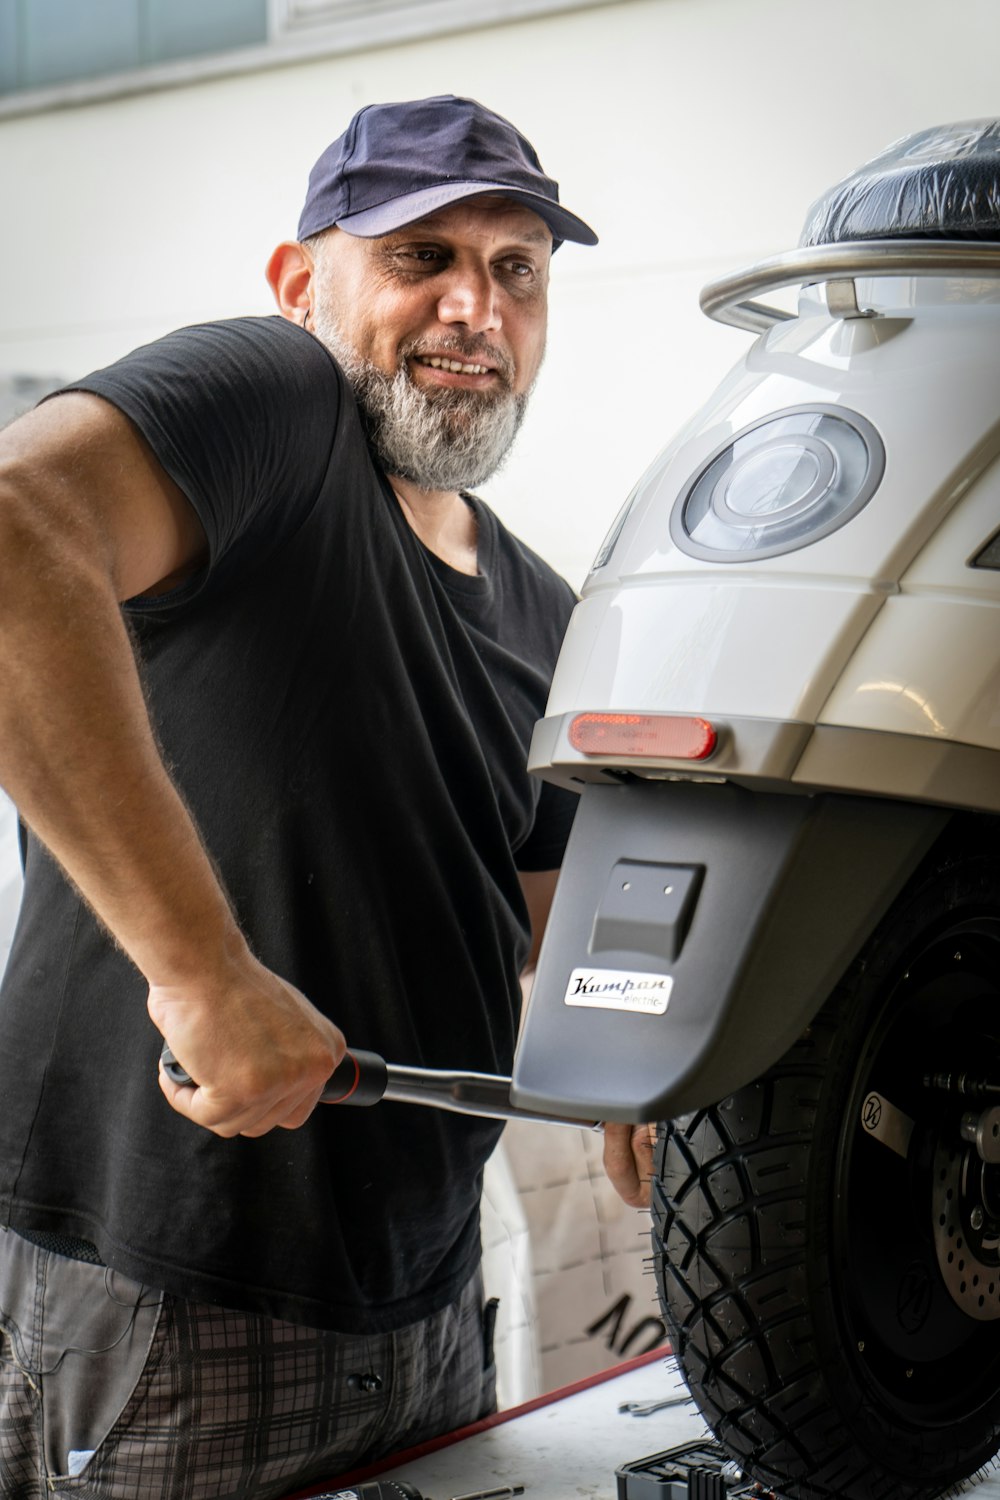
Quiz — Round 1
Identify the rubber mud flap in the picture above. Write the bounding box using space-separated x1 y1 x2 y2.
510 780 945 1123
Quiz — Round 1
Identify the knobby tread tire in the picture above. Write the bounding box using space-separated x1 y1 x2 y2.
651 827 1000 1500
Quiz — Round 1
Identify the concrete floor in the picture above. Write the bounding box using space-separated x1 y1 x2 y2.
301 1353 1000 1500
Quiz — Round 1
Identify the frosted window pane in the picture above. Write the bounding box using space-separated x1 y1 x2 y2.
22 0 140 87
144 0 267 62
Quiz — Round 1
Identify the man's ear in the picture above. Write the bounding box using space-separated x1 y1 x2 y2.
265 241 313 325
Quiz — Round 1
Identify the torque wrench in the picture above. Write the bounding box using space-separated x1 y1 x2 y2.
159 1044 600 1131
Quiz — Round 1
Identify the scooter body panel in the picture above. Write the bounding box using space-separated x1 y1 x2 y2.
544 582 885 724
544 283 1000 770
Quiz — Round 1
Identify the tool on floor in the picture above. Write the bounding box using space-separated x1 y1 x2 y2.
616 1441 773 1499
304 1483 525 1499
618 1394 691 1417
160 1045 600 1130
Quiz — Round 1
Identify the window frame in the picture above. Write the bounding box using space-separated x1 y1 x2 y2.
0 0 623 119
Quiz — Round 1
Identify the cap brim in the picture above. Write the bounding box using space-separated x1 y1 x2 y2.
334 180 598 246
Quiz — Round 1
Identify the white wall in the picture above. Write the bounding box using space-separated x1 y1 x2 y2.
4 0 1000 588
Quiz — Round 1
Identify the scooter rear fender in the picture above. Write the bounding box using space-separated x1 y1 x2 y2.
510 780 947 1122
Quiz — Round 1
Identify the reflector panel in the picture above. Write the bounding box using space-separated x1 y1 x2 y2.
569 713 717 760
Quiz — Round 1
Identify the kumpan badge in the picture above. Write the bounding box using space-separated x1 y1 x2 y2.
564 968 672 1015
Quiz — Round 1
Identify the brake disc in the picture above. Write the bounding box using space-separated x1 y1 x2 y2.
931 1139 1000 1320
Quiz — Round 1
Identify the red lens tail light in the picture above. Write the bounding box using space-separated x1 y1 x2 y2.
568 712 718 761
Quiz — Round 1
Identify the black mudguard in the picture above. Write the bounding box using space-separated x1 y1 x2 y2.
510 780 947 1122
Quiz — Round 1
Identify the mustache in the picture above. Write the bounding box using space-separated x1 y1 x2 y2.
399 334 516 386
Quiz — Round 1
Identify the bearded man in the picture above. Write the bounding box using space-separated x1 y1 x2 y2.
0 96 648 1500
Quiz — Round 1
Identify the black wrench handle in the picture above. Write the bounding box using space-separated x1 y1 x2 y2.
159 1044 389 1105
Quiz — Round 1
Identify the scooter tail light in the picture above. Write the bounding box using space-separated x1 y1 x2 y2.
568 712 718 761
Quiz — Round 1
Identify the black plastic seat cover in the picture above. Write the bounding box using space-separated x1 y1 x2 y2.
800 119 1000 245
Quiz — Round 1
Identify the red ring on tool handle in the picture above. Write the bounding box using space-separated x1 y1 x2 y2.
324 1052 361 1103
319 1049 388 1107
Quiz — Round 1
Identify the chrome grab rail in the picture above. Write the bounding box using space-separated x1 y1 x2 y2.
700 240 1000 333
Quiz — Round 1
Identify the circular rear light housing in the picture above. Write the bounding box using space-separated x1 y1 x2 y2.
671 404 885 563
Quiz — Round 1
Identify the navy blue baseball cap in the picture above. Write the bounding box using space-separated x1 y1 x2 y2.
297 95 598 249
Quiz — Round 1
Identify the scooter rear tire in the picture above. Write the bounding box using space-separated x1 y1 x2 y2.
652 821 1000 1500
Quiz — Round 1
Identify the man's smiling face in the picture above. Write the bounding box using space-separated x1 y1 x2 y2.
305 197 551 491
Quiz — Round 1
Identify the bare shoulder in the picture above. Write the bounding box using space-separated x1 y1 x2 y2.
0 392 207 601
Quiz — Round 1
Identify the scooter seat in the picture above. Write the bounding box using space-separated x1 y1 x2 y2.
800 118 1000 245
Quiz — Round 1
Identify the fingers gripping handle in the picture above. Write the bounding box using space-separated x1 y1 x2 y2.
158 1045 389 1106
318 1049 388 1105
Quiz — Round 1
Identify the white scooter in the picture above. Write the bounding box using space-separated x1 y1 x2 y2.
505 120 1000 1500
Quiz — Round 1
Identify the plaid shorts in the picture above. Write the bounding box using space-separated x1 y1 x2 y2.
0 1228 495 1500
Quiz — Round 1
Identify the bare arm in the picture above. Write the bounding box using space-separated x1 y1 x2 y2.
0 394 344 1136
517 866 559 1002
602 1122 657 1209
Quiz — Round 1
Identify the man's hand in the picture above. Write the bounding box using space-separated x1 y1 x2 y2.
150 953 345 1139
603 1121 658 1208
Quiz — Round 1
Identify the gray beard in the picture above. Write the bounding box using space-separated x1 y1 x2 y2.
309 312 531 492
